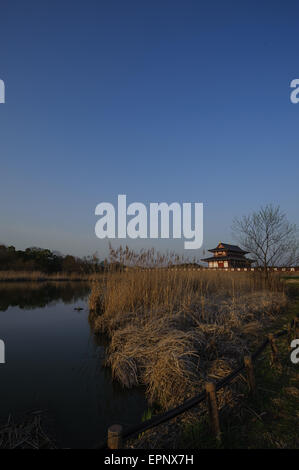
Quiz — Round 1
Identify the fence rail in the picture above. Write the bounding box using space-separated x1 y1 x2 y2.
126 267 299 272
97 316 299 449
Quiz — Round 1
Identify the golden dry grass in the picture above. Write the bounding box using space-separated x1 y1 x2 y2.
89 249 287 410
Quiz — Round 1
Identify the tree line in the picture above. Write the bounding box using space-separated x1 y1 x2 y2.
0 245 104 274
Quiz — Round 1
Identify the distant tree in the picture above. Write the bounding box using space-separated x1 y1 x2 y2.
0 243 103 273
62 255 78 273
232 204 299 275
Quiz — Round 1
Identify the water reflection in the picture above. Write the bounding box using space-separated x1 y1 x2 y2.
0 282 90 311
0 282 147 448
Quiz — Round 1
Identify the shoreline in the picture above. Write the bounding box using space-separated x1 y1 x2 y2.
0 271 103 283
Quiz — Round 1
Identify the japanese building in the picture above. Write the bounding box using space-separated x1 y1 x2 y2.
201 242 254 268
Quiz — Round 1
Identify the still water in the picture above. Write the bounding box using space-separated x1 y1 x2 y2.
0 282 147 448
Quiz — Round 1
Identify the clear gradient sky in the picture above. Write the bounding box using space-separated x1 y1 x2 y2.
0 1 299 258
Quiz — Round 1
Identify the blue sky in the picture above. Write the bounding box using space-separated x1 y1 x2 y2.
0 1 299 258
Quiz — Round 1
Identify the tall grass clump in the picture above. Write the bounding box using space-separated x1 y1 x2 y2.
89 246 286 410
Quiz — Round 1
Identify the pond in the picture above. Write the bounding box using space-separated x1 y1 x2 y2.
0 282 147 448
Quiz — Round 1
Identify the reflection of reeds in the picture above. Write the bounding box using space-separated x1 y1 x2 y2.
0 281 91 311
0 412 56 449
89 247 287 411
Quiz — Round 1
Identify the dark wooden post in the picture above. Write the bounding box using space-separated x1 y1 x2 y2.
107 424 123 449
244 355 256 394
294 318 299 338
205 382 221 442
268 333 278 365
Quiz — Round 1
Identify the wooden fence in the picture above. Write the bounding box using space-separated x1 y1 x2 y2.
126 266 299 273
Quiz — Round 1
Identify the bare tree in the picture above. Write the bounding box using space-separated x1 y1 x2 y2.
232 205 299 275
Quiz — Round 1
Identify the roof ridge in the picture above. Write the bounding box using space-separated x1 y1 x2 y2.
207 242 249 254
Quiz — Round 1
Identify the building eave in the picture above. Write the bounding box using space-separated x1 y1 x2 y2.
201 256 254 263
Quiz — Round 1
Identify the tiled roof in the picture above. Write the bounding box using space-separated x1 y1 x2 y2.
209 243 249 254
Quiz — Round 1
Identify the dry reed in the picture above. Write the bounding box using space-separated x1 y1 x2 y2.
0 412 56 449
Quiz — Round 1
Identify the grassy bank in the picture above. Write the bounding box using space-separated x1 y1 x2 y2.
89 269 287 417
179 280 299 449
0 271 103 282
